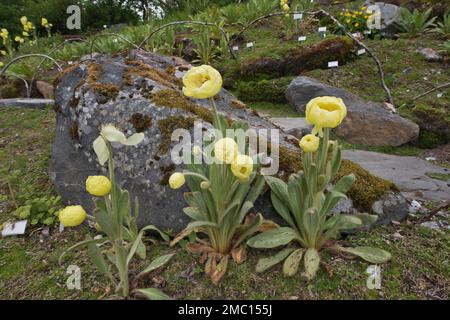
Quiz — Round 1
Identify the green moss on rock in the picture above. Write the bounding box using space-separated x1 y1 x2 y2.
151 89 214 123
236 77 293 103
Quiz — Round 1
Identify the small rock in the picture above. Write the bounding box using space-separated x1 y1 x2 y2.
416 47 443 62
420 221 441 230
409 200 422 214
36 81 54 99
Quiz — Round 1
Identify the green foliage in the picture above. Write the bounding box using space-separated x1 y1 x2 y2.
434 13 450 36
171 101 267 284
13 195 62 226
398 8 437 36
248 128 391 280
417 129 447 149
192 29 221 65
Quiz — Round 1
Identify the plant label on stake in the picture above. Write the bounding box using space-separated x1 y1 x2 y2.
357 48 366 55
437 93 443 98
2 220 27 237
293 13 303 20
318 27 326 32
298 36 306 42
232 46 239 51
246 42 254 49
328 61 338 68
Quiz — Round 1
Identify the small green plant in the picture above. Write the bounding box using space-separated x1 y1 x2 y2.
192 29 221 65
247 97 391 280
435 13 450 36
14 195 62 226
397 8 437 36
60 125 174 300
169 65 270 284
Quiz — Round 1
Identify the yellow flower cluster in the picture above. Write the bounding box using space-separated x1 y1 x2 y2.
41 18 52 29
339 7 371 32
0 28 8 44
280 0 290 16
14 36 24 44
20 16 35 33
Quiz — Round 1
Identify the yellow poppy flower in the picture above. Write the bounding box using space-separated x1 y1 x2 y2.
305 96 347 136
231 154 253 182
182 65 223 99
214 137 238 164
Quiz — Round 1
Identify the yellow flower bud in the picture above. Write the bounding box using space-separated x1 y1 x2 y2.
59 205 87 227
282 4 290 11
41 18 48 26
200 181 210 189
86 175 112 196
20 16 28 25
231 154 254 181
0 62 4 68
169 172 185 189
299 134 320 153
214 137 238 164
22 31 29 37
305 96 347 136
182 65 223 99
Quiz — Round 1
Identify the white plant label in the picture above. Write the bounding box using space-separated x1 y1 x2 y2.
232 46 239 51
437 93 443 98
357 48 366 55
298 36 306 42
352 33 359 37
293 13 303 20
2 220 27 237
318 27 327 32
364 29 372 35
328 61 338 68
246 42 254 48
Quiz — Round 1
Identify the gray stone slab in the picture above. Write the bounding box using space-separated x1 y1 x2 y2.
269 117 312 138
0 98 54 108
343 149 450 202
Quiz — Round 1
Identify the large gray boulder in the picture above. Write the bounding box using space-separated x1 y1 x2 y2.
364 2 402 38
286 76 419 146
51 51 409 231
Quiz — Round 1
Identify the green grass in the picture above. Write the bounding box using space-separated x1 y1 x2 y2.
0 106 449 300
